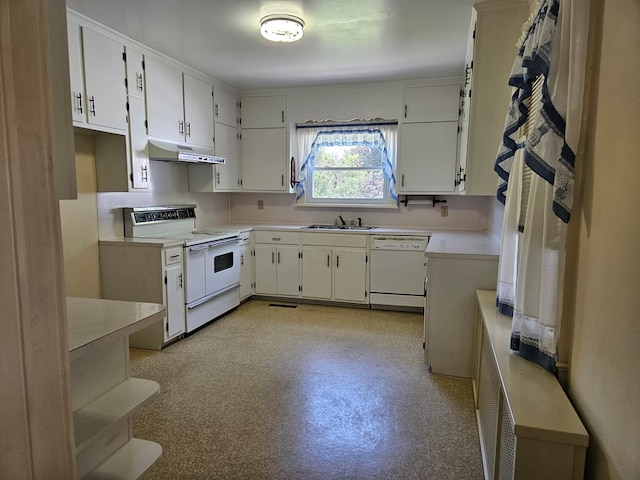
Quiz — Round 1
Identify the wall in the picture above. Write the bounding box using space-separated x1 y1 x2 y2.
565 1 640 478
59 133 101 298
234 79 493 231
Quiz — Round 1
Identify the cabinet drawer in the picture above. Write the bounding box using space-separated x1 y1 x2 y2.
301 233 368 248
164 247 183 265
254 231 299 245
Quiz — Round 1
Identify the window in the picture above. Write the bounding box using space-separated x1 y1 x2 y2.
296 123 397 206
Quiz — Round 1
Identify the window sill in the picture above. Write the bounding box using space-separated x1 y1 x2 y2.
294 202 399 209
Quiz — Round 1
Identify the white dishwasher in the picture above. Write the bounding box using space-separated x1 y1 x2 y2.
369 235 429 309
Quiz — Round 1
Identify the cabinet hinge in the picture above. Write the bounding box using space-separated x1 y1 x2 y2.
145 120 148 129
366 255 368 263
126 101 130 112
130 173 134 182
365 291 368 298
469 88 472 99
142 60 145 70
472 29 476 39
239 117 242 125
122 51 126 62
164 275 167 285
166 322 169 333
125 78 128 89
458 125 462 133
299 285 302 292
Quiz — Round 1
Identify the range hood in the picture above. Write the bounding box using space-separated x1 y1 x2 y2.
147 139 225 164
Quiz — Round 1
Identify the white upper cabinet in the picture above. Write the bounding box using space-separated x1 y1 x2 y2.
401 85 460 123
144 56 185 143
124 47 149 190
188 88 239 193
183 73 214 147
240 95 288 192
67 19 127 132
241 95 286 128
398 122 459 193
397 84 461 194
144 56 213 147
214 88 237 128
460 2 530 195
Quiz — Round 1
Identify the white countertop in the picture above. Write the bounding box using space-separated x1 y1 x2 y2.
67 297 165 361
426 231 500 257
98 236 185 248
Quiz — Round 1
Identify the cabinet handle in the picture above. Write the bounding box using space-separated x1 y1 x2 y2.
271 251 275 264
272 237 281 241
281 174 284 187
404 104 408 119
89 96 96 117
74 92 83 114
327 255 330 268
281 110 284 123
214 104 219 117
402 174 405 187
216 171 220 185
141 165 148 183
336 255 340 268
277 251 280 264
186 122 191 137
241 253 244 266
179 120 184 135
178 273 183 289
136 72 143 91
169 254 180 260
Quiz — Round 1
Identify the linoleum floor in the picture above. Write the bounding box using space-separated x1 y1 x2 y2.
130 300 483 479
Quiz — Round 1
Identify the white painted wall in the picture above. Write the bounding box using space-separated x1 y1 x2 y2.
565 2 640 478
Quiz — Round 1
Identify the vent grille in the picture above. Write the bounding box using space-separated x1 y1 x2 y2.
478 331 501 479
496 394 516 480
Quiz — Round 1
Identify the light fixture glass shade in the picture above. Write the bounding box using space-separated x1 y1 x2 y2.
260 14 304 43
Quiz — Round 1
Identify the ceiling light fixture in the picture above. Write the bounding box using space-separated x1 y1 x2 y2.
260 14 305 43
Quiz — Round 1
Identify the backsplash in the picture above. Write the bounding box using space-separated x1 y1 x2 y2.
230 192 491 231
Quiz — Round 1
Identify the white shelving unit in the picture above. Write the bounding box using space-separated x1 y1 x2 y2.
67 297 165 479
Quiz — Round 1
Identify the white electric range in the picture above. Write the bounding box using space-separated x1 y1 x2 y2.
123 205 240 333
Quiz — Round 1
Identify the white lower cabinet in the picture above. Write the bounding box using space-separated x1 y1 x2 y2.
254 231 300 297
99 243 186 349
300 233 369 304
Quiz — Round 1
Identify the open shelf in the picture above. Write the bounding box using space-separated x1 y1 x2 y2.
85 438 162 480
74 377 159 454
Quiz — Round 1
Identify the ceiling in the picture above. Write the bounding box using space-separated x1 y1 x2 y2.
66 0 477 91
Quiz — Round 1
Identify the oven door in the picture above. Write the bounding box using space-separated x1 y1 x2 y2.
185 243 208 304
205 239 240 297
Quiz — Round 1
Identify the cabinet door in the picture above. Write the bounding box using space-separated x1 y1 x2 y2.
398 122 458 193
254 245 277 295
276 246 300 297
67 20 85 124
125 46 145 100
402 85 460 123
301 247 332 300
82 28 127 130
144 56 184 142
127 95 150 190
333 248 368 303
214 88 237 127
183 73 213 147
241 128 287 191
164 263 185 340
239 244 253 300
214 122 240 191
241 95 286 128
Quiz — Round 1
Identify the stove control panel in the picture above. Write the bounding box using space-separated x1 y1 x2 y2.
123 205 197 237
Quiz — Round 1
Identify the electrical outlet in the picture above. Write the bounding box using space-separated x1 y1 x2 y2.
257 200 264 210
441 205 448 217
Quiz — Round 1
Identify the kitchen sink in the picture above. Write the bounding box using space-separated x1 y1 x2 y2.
303 224 375 231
